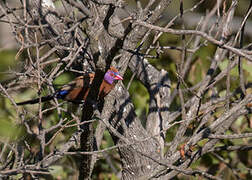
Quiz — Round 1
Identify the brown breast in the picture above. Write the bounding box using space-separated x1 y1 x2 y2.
64 73 115 103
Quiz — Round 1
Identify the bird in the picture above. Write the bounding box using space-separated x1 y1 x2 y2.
16 67 123 105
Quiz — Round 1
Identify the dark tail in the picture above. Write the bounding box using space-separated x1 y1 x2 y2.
16 95 54 105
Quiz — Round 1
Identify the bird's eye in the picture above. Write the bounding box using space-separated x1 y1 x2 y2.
110 72 114 76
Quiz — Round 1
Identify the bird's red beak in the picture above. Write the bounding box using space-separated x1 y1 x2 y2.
114 74 123 80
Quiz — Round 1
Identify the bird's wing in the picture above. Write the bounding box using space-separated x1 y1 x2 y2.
61 74 95 102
